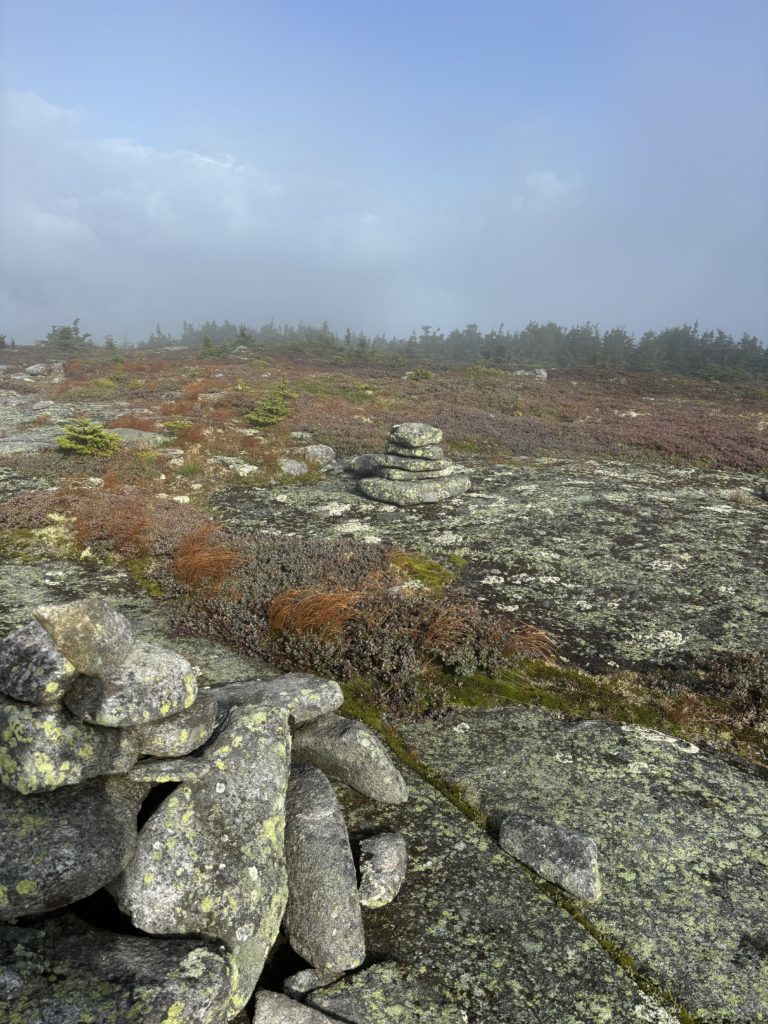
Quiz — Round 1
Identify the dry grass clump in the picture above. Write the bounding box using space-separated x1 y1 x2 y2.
268 587 362 637
172 525 242 589
106 413 158 431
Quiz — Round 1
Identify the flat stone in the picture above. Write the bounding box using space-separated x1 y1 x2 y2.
283 968 344 1000
0 918 231 1024
214 673 343 724
112 707 291 1015
0 777 144 921
390 423 443 448
0 620 77 704
253 990 334 1023
400 705 768 1022
373 453 452 472
293 714 408 804
335 765 672 1022
358 475 470 507
0 697 139 794
385 443 444 460
307 963 465 1023
379 466 458 481
499 814 601 902
33 596 134 676
64 641 198 727
127 756 212 784
284 765 365 972
358 832 408 908
134 691 218 756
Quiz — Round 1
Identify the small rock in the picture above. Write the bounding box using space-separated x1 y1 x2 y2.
24 363 50 377
513 368 548 380
499 814 602 902
291 431 313 441
64 641 198 727
33 596 133 676
346 453 381 476
134 691 218 756
284 765 365 972
213 673 343 724
283 968 344 1000
0 698 139 794
293 714 408 804
301 444 336 466
0 777 144 920
358 833 408 908
112 707 291 1015
0 620 77 705
0 918 231 1024
307 962 464 1023
253 991 334 1022
390 423 443 448
279 458 309 476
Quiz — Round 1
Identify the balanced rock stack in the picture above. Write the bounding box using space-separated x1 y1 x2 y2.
351 422 470 506
0 597 410 1023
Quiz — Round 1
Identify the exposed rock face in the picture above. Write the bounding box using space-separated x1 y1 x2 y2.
253 990 334 1022
499 815 601 902
358 833 408 908
0 620 77 705
353 423 470 506
0 918 232 1024
283 968 344 1000
112 706 291 1014
213 673 343 724
134 691 219 756
33 596 134 676
292 713 408 804
63 641 198 727
0 697 139 793
283 765 365 971
0 777 145 920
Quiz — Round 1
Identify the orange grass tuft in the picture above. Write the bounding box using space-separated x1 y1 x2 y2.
172 525 242 589
268 587 361 638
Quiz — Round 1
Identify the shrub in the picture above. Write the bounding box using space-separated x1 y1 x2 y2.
245 384 294 426
57 418 122 456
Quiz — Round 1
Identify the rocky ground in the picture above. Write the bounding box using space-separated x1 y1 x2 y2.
1 355 767 1023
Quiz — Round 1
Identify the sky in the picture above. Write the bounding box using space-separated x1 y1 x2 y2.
1 0 766 345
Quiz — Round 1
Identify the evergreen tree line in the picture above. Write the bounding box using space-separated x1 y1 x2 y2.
24 317 768 379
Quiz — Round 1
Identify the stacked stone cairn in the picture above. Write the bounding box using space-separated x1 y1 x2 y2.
0 597 410 1023
349 422 470 506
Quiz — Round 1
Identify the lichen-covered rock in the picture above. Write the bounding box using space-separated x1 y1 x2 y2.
374 453 452 472
284 765 365 971
253 991 334 1023
0 777 144 921
0 620 77 705
213 673 343 724
385 443 445 459
499 815 601 902
64 641 198 727
127 756 212 784
390 423 443 448
307 962 465 1023
358 833 408 908
112 707 291 1014
358 474 470 507
302 444 336 466
0 918 232 1024
283 968 344 1000
0 697 139 794
380 466 458 481
279 458 309 477
293 714 408 804
33 596 133 676
346 453 381 476
135 691 218 756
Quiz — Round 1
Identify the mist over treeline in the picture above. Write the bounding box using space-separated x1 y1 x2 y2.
9 317 768 380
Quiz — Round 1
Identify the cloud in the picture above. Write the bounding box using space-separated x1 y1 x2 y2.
0 84 765 345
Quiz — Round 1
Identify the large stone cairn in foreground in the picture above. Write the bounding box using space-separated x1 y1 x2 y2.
0 597 409 1023
349 422 471 506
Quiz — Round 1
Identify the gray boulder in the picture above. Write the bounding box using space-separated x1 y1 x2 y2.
513 368 548 381
499 814 601 902
0 620 77 705
284 765 365 971
302 444 336 466
0 698 139 794
283 968 344 1000
134 691 218 756
358 832 408 908
385 443 445 459
346 453 380 476
374 453 452 472
358 474 470 507
112 706 291 1015
253 991 334 1023
127 756 213 785
293 714 408 804
279 458 309 477
33 596 133 676
64 641 198 727
0 777 144 921
390 423 443 448
213 673 343 724
0 918 231 1024
24 363 50 376
307 962 464 1023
